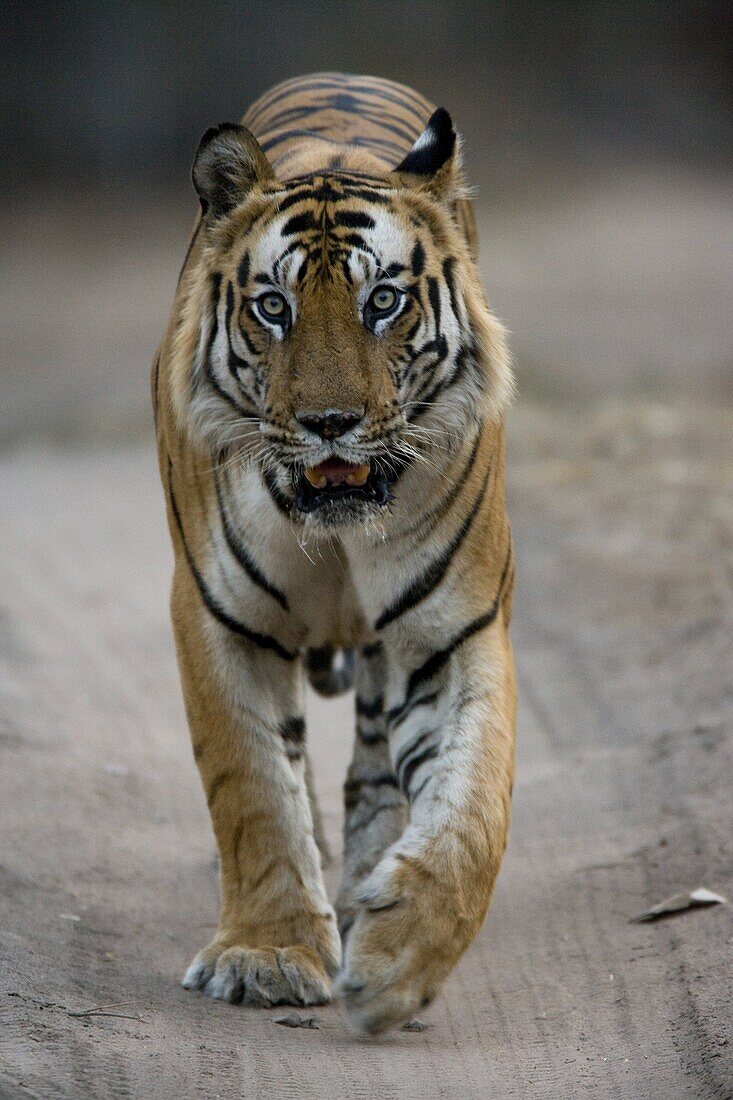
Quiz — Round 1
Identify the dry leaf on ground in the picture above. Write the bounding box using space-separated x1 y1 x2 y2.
630 887 726 923
273 1012 321 1029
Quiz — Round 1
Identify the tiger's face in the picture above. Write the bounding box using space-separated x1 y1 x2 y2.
181 114 511 528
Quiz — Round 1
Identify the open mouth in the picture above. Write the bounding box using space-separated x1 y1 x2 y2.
294 458 391 513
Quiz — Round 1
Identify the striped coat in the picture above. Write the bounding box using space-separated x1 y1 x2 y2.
153 72 516 1033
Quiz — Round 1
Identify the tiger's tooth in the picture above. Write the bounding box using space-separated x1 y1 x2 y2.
304 467 328 489
344 464 370 487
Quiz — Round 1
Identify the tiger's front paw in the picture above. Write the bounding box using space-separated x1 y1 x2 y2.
183 941 334 1007
336 852 481 1033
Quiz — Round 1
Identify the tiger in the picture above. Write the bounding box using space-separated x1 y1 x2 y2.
153 71 516 1034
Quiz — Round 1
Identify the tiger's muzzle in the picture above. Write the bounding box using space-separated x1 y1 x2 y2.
294 457 391 514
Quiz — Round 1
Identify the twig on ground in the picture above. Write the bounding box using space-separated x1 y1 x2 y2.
67 1000 148 1022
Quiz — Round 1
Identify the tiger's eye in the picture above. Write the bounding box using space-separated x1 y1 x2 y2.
259 293 287 319
370 286 398 313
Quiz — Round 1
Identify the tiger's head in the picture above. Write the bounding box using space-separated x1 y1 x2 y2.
172 109 512 528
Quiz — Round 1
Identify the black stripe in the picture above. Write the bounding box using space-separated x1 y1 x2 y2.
224 280 236 333
281 716 305 746
201 270 223 385
236 310 263 360
410 333 449 371
361 642 383 659
281 211 319 236
414 430 483 541
404 339 453 417
411 240 425 277
403 547 513 699
356 694 383 719
409 773 433 802
340 103 419 146
410 341 474 416
273 187 314 214
357 724 387 747
400 743 439 796
444 342 475 394
344 773 399 809
255 102 329 132
442 257 459 318
249 77 349 117
302 91 420 144
344 772 398 791
395 728 433 782
333 210 376 230
333 186 391 205
200 274 253 416
335 82 428 125
308 179 341 203
404 315 422 343
262 466 293 517
386 690 440 731
167 459 296 661
271 241 304 279
382 261 406 280
247 78 353 124
260 127 326 153
375 455 491 629
338 233 379 262
352 134 409 156
426 276 441 333
214 472 290 611
284 168 390 187
266 73 426 123
227 343 257 391
204 369 251 416
237 251 250 288
352 75 432 115
225 285 252 364
335 175 394 192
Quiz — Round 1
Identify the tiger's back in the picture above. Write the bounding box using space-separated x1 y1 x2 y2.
245 72 432 168
241 73 477 257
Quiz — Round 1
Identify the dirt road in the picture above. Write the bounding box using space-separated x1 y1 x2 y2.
2 400 731 1098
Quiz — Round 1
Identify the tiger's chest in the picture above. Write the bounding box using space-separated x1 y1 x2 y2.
207 466 370 649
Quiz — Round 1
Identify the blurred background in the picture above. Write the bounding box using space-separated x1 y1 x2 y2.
1 0 731 441
4 8 733 1089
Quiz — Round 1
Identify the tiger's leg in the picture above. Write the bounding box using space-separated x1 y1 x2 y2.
304 750 331 867
338 612 515 1032
335 643 407 942
173 564 340 1006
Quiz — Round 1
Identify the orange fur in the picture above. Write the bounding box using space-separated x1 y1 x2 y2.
154 73 516 1030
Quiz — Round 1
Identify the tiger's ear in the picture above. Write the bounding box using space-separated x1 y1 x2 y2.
392 108 459 200
192 123 274 220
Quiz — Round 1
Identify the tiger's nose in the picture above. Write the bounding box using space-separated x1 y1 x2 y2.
296 408 364 440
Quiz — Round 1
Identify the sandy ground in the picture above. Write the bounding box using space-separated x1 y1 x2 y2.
2 399 731 1098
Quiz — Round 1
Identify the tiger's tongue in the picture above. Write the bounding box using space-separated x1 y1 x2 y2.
304 459 370 489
